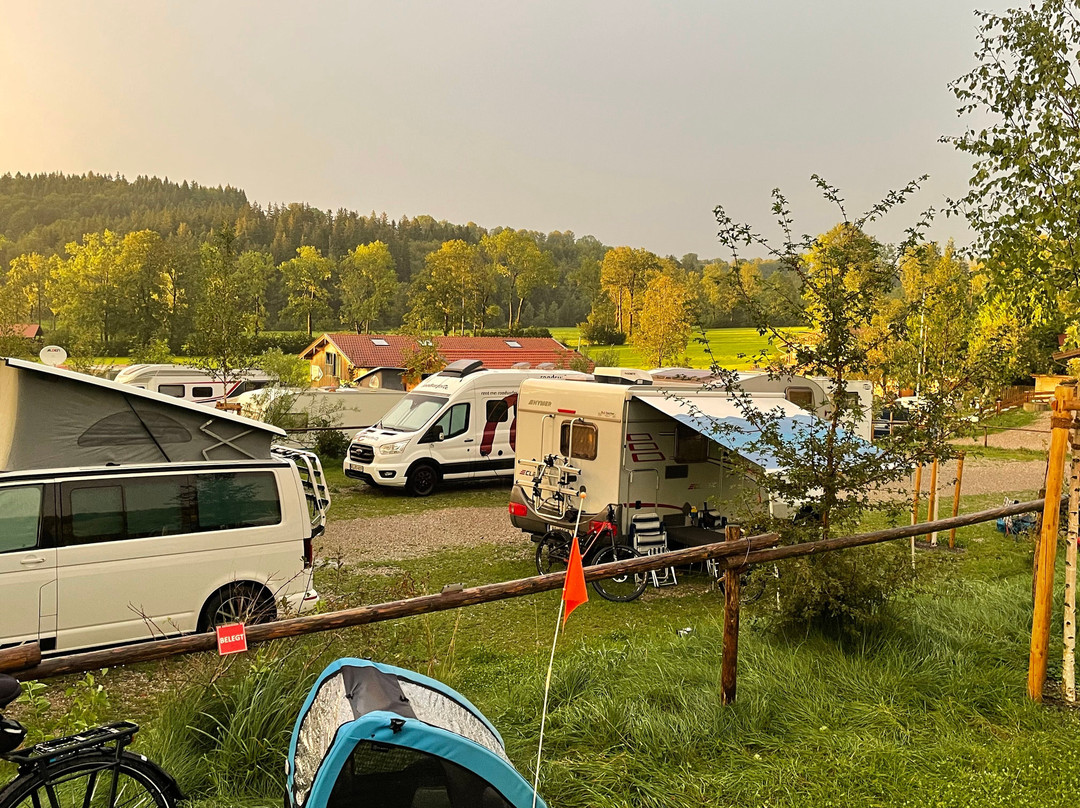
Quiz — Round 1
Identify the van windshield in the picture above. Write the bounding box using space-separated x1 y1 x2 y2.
380 393 449 432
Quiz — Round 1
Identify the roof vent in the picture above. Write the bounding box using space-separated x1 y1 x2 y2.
535 362 556 370
440 359 485 378
594 367 654 386
512 362 531 369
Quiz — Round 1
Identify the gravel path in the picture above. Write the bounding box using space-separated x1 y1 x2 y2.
319 457 1047 564
955 411 1051 452
319 505 525 563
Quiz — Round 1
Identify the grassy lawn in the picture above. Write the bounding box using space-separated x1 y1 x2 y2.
550 327 805 370
12 487 1080 807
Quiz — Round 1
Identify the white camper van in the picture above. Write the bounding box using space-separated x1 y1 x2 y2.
508 371 819 547
344 360 589 496
0 358 329 655
114 363 273 404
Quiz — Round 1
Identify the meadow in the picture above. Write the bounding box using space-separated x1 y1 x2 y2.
549 327 803 370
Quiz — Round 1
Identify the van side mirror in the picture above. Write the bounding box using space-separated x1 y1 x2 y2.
422 425 445 443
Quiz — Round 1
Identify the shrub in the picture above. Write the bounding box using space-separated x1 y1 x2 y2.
315 429 350 459
578 321 626 346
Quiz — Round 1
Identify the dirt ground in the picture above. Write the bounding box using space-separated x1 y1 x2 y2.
958 411 1051 452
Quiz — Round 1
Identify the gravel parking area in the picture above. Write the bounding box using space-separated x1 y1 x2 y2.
913 456 1045 497
319 505 525 563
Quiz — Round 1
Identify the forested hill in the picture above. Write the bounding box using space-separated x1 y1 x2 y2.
0 173 794 348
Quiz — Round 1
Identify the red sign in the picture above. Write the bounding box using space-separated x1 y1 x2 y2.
216 623 248 655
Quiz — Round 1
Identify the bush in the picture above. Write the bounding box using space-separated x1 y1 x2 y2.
476 326 552 338
578 321 626 346
315 429 350 459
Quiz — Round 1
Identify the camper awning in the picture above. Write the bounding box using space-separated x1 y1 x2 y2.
0 358 285 472
635 394 819 472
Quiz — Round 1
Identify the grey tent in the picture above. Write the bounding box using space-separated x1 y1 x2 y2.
0 358 285 472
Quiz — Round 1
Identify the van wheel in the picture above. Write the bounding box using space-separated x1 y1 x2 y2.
405 463 439 497
199 584 275 631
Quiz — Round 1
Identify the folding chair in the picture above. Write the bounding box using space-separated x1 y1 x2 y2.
630 513 677 587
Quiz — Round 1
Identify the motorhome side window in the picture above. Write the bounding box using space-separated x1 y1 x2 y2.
191 386 214 398
674 424 709 463
785 386 815 410
159 384 185 398
486 398 510 423
433 403 470 439
0 485 43 552
560 420 597 460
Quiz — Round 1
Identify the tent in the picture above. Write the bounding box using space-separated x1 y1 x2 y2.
0 358 284 471
287 658 545 808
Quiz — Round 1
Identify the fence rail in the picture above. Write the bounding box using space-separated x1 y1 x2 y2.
0 497 1053 684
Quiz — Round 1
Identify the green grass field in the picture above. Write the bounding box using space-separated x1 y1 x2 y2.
550 326 803 370
12 487 1080 808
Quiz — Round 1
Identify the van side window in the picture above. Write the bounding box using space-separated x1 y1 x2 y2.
0 485 43 552
486 399 509 423
560 420 597 460
66 477 190 544
434 403 470 440
159 384 185 397
194 472 281 531
191 386 214 398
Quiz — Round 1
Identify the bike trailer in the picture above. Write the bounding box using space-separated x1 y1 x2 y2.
286 658 545 808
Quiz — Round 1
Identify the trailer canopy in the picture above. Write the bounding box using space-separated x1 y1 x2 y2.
0 358 285 472
635 393 819 472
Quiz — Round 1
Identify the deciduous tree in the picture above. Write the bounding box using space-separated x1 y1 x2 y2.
633 274 693 367
280 245 333 338
339 241 399 333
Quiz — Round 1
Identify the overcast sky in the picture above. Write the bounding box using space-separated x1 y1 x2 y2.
0 1 1011 258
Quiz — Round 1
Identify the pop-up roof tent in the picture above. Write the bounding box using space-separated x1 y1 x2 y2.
0 357 285 471
287 658 545 808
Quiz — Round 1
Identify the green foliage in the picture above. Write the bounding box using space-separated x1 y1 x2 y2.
481 229 557 329
280 246 333 339
338 240 399 333
632 273 694 367
578 302 626 345
313 429 350 458
129 337 174 364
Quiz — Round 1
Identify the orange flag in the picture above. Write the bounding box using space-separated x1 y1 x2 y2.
562 537 589 626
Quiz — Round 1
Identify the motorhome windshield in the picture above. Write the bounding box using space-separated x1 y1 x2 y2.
380 393 448 432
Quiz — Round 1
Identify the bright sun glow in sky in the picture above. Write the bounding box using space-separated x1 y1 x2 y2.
0 1 1013 257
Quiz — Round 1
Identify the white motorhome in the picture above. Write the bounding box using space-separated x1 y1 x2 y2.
235 386 405 430
0 358 329 655
508 371 820 546
344 360 589 496
114 363 273 404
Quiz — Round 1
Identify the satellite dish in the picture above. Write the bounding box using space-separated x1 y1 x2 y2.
310 365 324 382
39 345 68 367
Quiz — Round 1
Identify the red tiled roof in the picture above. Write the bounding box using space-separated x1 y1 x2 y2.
305 334 593 372
14 324 41 339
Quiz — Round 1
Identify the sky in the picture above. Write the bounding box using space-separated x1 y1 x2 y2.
0 1 1012 258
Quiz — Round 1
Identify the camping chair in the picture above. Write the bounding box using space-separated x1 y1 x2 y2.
629 513 677 587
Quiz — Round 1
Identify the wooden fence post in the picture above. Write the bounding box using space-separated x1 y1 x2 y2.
911 464 923 525
1064 427 1080 703
928 459 940 547
1028 381 1076 701
721 524 742 706
949 454 965 550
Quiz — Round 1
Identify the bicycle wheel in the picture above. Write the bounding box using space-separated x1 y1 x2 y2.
590 544 647 602
716 567 768 605
534 531 570 576
0 751 177 808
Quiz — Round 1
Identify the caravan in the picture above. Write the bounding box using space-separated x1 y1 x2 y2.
508 372 819 547
344 360 588 496
114 363 273 404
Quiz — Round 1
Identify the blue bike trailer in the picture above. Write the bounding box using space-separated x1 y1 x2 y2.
287 658 546 808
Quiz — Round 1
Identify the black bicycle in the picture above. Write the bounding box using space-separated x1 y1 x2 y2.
0 674 181 808
534 507 647 602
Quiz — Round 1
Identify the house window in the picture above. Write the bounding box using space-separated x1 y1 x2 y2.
560 420 597 460
326 351 338 378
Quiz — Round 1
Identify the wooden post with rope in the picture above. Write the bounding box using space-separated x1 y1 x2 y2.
721 524 743 705
1028 380 1076 701
949 453 965 550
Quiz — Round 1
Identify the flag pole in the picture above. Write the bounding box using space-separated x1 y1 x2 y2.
531 489 587 808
